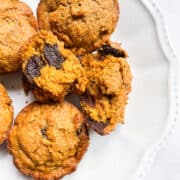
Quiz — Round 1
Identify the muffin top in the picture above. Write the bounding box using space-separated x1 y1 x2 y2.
37 0 119 55
8 101 89 180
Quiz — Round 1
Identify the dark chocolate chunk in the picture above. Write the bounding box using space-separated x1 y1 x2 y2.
25 56 44 84
98 45 126 58
41 128 47 139
86 118 109 135
43 43 64 69
81 92 95 107
41 128 47 136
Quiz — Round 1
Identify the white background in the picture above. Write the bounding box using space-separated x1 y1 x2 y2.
146 0 180 180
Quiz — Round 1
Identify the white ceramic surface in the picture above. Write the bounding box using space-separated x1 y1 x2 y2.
146 0 180 179
0 0 176 180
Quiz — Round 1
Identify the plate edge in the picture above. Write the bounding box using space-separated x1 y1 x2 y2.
132 0 180 180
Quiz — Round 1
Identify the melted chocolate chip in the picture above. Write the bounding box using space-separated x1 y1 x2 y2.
86 118 110 135
43 44 64 69
25 56 44 84
41 128 47 138
98 45 126 58
81 92 95 107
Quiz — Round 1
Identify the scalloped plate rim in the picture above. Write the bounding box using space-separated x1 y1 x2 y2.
132 0 179 179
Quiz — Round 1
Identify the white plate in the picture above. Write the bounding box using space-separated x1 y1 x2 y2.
0 0 179 180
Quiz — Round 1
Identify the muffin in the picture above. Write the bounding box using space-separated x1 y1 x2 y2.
80 43 132 135
37 0 119 55
0 0 37 73
8 101 89 180
21 30 88 102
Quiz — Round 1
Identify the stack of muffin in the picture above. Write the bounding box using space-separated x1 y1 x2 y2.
0 0 132 179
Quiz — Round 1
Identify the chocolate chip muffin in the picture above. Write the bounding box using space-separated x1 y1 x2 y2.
8 101 89 180
80 43 132 135
37 0 119 55
0 83 13 144
21 30 88 102
0 0 37 73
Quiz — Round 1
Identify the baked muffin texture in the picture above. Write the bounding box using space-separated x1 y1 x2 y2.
8 101 89 180
0 83 13 144
80 43 132 135
0 0 37 73
21 30 88 102
37 0 119 55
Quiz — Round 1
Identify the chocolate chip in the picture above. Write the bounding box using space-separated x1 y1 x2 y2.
76 125 83 136
81 92 95 107
43 44 64 69
41 128 47 137
25 56 44 84
106 94 114 100
86 118 109 135
98 45 126 58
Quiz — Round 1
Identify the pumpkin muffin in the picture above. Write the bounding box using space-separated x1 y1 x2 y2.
8 101 89 180
21 30 88 102
0 0 37 73
0 83 13 144
80 43 132 135
37 0 119 55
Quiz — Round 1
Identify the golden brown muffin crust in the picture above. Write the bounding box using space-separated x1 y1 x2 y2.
8 101 89 180
0 83 13 144
0 0 37 73
37 0 119 55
